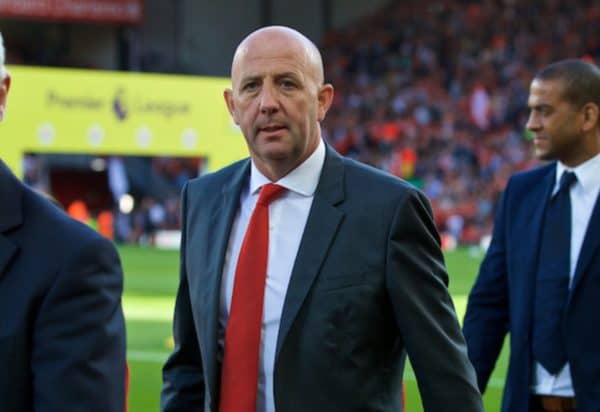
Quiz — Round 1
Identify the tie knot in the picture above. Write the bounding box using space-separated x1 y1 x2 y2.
257 183 286 206
559 171 577 193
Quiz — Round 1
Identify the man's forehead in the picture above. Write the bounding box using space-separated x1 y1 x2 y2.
530 78 565 94
233 53 318 87
529 78 565 101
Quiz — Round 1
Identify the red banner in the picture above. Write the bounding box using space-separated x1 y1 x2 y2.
0 0 143 24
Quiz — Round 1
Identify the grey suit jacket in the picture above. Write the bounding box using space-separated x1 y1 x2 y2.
161 145 483 411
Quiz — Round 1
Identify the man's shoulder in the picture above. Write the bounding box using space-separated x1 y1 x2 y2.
341 155 420 199
22 186 112 252
506 162 554 192
186 158 249 194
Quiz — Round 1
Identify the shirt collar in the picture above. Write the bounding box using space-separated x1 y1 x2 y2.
249 138 326 197
556 152 600 196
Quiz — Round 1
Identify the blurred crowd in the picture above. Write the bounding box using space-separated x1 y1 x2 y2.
320 0 600 244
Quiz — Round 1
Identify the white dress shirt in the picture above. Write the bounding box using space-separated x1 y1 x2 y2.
219 139 325 412
533 152 600 396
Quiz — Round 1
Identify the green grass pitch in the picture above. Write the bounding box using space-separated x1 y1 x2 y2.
120 245 508 411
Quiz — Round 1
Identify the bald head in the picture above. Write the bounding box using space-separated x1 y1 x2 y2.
231 26 324 86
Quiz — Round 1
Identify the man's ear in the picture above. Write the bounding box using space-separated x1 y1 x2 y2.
0 74 11 122
580 102 599 132
224 88 239 125
317 83 334 122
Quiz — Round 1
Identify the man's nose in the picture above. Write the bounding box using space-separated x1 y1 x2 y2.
259 84 279 115
526 112 540 131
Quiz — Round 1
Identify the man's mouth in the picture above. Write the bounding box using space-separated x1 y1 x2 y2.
259 124 287 133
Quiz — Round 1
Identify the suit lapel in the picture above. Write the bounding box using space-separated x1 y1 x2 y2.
197 161 250 403
0 236 18 280
275 146 345 357
517 166 555 330
569 189 600 303
0 161 23 280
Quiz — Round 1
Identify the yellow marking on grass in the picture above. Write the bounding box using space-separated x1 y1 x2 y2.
122 294 175 321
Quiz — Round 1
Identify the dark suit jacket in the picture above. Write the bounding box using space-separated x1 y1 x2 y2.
0 161 126 412
463 162 600 412
162 146 482 412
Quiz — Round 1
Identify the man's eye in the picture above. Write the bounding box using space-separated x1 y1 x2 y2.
530 107 549 116
243 82 258 91
281 80 296 89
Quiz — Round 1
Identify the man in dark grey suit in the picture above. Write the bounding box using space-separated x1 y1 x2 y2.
161 26 482 412
0 33 127 411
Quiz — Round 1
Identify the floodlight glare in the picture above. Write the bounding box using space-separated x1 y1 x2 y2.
119 194 135 214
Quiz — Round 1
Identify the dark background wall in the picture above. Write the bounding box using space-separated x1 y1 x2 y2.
1 0 391 76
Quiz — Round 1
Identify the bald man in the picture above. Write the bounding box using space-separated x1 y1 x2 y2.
161 26 483 412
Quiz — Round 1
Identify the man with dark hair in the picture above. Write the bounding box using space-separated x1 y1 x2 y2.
0 33 127 411
464 58 600 412
161 25 482 412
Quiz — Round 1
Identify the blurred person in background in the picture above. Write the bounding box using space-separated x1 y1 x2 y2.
0 33 127 412
161 26 482 412
463 59 600 412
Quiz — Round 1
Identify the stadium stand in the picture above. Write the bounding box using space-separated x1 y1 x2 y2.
320 0 599 245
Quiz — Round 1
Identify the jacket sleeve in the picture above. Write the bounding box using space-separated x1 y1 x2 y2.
32 234 127 412
385 188 483 412
462 183 510 393
161 182 205 411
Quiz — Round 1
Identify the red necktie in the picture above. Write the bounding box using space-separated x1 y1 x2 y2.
219 183 286 412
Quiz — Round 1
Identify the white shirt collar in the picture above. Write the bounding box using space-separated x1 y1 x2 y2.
556 152 600 196
249 138 326 197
